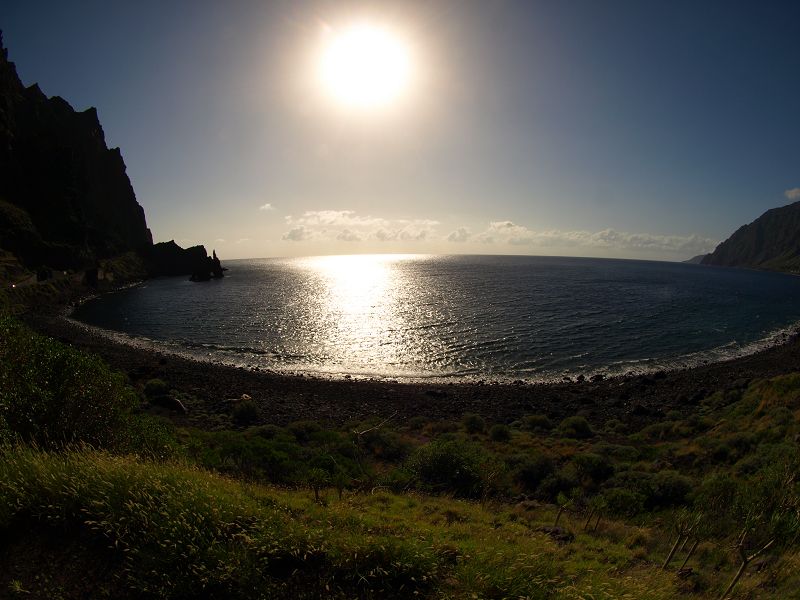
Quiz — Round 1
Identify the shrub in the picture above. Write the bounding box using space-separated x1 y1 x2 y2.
591 442 640 462
571 452 614 486
462 413 486 434
251 424 283 439
407 416 427 430
232 399 259 426
603 488 646 517
287 420 323 443
0 316 138 449
603 418 626 434
143 378 169 399
650 470 693 508
558 416 594 439
406 439 498 498
489 424 511 442
424 421 459 435
537 467 580 501
510 453 555 493
522 414 553 431
359 427 412 462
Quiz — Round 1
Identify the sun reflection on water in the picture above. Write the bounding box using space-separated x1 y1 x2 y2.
297 254 422 373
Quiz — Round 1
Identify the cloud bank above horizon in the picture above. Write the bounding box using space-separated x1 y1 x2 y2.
269 209 717 259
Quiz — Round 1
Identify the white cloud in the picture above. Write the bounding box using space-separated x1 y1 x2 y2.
259 203 275 211
447 227 472 243
336 229 361 242
785 188 800 201
476 221 717 254
235 238 251 244
283 210 438 243
282 226 314 242
214 238 226 243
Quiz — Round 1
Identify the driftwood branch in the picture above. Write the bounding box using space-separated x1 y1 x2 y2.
353 412 398 437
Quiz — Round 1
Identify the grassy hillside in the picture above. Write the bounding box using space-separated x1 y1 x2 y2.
1 316 799 599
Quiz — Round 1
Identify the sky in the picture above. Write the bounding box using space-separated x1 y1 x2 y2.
1 0 799 261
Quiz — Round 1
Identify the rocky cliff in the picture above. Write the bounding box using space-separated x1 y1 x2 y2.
0 32 223 281
0 31 153 271
147 241 225 280
702 201 800 273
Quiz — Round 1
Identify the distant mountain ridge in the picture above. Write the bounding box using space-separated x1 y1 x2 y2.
0 31 222 281
683 254 709 265
702 201 800 273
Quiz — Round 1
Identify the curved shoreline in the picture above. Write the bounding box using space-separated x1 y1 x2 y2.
24 311 800 430
67 288 800 386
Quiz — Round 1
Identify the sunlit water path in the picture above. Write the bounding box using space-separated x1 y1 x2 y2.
73 255 800 382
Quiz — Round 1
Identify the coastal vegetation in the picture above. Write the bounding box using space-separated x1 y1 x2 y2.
2 316 800 598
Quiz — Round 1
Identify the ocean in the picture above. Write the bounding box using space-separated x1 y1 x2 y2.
72 254 800 382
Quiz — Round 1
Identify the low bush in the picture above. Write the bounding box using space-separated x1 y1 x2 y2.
603 488 646 517
558 416 594 439
489 423 511 442
287 420 323 443
406 439 499 498
649 470 693 508
462 413 486 434
232 399 259 426
522 414 553 431
509 452 555 493
571 452 614 487
185 427 361 486
358 426 412 462
143 378 169 399
0 316 141 450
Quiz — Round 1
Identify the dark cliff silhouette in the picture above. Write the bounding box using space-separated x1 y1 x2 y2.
0 31 222 281
702 200 800 273
147 242 225 280
0 31 151 269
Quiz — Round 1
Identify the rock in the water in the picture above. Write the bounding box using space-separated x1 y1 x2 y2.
146 241 226 280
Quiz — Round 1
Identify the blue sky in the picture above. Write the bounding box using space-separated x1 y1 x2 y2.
2 0 798 260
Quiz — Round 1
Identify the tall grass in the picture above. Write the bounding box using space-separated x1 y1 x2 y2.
0 445 440 598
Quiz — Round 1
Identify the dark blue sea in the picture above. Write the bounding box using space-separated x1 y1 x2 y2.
72 255 800 382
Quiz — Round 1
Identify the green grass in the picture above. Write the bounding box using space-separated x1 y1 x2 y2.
2 315 800 598
0 444 692 599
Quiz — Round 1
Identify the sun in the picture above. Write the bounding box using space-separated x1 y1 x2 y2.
318 23 412 110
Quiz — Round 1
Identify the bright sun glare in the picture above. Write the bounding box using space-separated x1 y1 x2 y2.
318 23 411 110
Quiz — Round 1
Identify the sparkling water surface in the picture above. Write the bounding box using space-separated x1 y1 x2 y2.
72 255 800 381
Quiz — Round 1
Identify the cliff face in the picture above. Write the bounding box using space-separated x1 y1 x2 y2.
146 241 225 280
0 31 153 271
702 201 800 272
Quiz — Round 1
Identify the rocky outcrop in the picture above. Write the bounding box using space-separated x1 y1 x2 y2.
702 201 800 272
146 241 225 280
0 31 152 271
